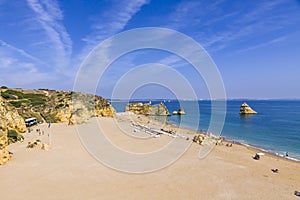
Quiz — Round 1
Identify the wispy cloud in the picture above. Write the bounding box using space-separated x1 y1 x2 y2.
158 54 187 68
0 53 54 88
0 39 48 66
82 0 149 53
167 0 300 53
0 38 56 87
237 36 287 53
26 0 72 71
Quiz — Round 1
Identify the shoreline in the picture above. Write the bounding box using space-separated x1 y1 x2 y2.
149 114 300 163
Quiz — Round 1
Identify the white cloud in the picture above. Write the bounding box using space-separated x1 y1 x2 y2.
26 0 72 71
167 0 300 53
237 36 286 53
81 0 149 54
0 57 16 68
0 39 48 66
158 55 187 68
0 40 58 88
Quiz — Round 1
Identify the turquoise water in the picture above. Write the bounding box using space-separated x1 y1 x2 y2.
111 100 300 161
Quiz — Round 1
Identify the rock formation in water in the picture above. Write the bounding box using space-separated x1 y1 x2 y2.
125 102 170 116
0 96 26 165
178 108 186 115
173 108 186 115
240 102 258 114
0 88 115 125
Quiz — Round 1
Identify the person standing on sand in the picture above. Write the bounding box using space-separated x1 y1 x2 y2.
48 122 51 128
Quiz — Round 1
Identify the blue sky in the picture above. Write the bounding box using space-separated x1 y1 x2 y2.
0 0 300 99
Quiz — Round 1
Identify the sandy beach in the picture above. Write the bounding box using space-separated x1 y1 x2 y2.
1 114 300 200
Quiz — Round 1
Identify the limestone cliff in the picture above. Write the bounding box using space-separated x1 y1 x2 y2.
125 102 170 116
1 88 115 125
0 88 115 165
0 130 10 165
67 93 115 125
240 102 258 114
0 96 26 165
0 96 26 132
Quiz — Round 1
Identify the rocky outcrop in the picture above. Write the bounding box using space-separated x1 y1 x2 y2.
0 96 26 165
178 108 186 115
125 102 170 116
193 133 223 146
173 108 186 115
95 106 115 117
67 93 115 125
0 130 10 165
0 97 26 133
0 88 115 165
1 88 115 125
240 102 258 114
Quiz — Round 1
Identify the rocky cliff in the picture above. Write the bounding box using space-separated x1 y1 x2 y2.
68 92 115 125
125 102 170 116
0 88 115 125
0 96 26 165
0 87 115 165
240 102 258 114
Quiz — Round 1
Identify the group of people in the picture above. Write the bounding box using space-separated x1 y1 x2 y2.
36 128 44 136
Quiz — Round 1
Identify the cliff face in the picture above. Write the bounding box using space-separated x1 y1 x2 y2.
125 102 170 116
1 88 115 125
0 96 26 132
0 88 115 165
0 96 26 165
0 129 10 165
67 93 115 125
240 103 258 114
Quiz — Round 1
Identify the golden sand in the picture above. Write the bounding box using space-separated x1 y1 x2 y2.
1 115 299 200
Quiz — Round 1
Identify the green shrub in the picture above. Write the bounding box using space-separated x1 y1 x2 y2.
7 130 18 138
30 101 46 106
55 103 65 109
0 86 8 89
23 93 46 99
7 129 23 144
41 113 57 123
9 101 22 108
1 93 15 99
1 89 24 99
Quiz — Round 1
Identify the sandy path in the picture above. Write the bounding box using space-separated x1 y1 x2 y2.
0 116 299 200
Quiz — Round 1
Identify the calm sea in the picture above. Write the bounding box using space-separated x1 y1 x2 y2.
111 100 300 161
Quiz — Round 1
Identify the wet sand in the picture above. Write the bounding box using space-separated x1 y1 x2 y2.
1 114 299 200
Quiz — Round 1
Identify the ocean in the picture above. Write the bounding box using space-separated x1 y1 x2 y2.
111 100 300 161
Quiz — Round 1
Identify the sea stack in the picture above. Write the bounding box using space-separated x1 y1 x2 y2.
178 108 186 115
172 108 186 115
240 102 258 114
